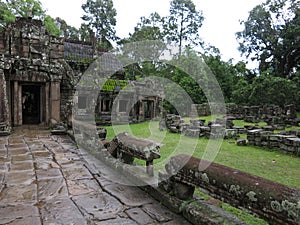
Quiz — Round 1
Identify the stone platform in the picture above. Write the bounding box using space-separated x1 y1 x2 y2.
0 126 190 225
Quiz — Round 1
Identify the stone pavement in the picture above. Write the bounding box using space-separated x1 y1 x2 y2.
0 126 191 225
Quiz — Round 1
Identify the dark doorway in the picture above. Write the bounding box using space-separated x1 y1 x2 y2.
22 85 40 124
144 100 154 119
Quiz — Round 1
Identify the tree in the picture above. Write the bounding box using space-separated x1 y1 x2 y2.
7 0 44 18
44 15 61 36
166 0 204 56
81 0 117 48
237 0 300 78
54 17 83 40
0 0 60 36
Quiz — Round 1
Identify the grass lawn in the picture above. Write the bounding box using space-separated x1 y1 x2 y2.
104 119 300 190
103 118 300 225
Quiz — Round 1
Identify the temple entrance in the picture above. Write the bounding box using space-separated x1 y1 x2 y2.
22 85 41 124
144 100 154 119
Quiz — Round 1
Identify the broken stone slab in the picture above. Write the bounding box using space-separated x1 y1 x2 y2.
67 178 100 196
72 192 123 221
38 178 69 201
183 200 245 225
0 204 40 225
97 217 138 225
40 197 87 225
126 207 155 224
62 166 93 180
104 183 154 207
0 183 37 205
142 203 175 223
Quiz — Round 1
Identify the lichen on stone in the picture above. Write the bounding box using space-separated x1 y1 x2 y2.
270 200 282 212
281 200 298 218
201 173 209 183
246 191 257 202
229 185 241 196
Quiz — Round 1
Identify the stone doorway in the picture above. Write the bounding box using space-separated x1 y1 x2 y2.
22 85 40 124
144 100 154 119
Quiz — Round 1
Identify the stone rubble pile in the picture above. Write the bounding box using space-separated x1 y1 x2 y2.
163 114 239 139
247 129 300 156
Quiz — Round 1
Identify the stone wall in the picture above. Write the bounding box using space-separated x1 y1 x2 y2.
0 17 99 128
247 129 300 156
191 103 298 125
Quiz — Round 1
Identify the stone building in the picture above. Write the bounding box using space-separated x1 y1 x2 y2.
0 17 162 132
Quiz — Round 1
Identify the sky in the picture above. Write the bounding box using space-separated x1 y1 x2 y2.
39 0 265 67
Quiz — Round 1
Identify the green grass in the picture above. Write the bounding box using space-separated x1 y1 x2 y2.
104 120 300 189
103 119 300 225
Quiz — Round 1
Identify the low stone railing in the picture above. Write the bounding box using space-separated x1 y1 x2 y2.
160 154 300 225
107 132 160 176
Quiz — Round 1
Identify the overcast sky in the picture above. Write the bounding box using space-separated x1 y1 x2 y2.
40 0 265 66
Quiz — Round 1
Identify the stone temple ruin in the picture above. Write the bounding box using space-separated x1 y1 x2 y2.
0 17 162 134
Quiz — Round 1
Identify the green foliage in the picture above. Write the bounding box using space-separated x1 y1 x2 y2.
81 0 117 47
167 0 204 55
0 0 61 36
54 17 83 40
237 0 300 78
102 79 128 92
44 15 61 36
8 0 45 19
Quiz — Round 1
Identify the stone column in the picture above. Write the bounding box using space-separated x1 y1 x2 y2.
0 69 7 123
50 81 60 123
13 81 20 125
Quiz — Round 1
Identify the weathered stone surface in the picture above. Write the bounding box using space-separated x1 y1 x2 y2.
10 161 34 171
237 138 247 146
11 154 33 162
1 129 192 224
104 184 154 207
67 179 100 196
166 154 300 225
36 168 62 180
142 203 174 223
174 181 195 200
0 184 37 204
33 151 52 159
126 207 155 224
183 200 245 225
98 217 138 225
38 178 68 201
6 171 35 185
62 166 93 180
8 147 29 155
73 193 124 221
0 204 40 224
40 198 87 225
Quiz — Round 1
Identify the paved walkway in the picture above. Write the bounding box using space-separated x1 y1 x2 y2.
0 127 191 225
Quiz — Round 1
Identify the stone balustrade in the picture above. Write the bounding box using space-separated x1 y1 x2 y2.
160 154 300 225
